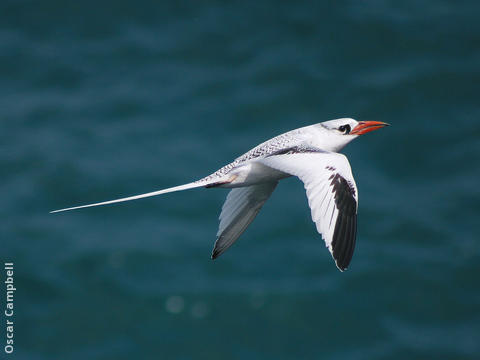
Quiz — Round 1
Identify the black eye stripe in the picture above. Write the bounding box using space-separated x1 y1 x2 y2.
338 125 351 134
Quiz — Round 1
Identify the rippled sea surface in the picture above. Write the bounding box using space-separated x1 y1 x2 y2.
2 1 480 359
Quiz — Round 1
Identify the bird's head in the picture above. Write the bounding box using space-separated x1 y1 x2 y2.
315 118 389 152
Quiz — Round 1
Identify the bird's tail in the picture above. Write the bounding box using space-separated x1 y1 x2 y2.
50 181 208 214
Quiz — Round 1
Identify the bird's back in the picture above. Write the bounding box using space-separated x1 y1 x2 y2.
198 126 310 183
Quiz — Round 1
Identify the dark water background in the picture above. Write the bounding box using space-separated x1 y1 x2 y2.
2 1 480 359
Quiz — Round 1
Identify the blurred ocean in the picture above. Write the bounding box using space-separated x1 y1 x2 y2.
1 1 479 359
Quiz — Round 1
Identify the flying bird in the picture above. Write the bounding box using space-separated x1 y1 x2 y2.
51 118 389 271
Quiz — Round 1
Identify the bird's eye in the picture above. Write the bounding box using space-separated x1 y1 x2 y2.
338 125 351 134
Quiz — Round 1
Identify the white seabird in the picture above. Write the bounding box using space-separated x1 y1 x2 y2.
51 118 389 271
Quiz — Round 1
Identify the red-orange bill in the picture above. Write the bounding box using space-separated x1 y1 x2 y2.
350 121 390 135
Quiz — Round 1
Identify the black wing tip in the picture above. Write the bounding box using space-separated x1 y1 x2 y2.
333 256 351 272
335 258 350 272
211 240 224 260
332 224 356 271
333 215 357 271
334 254 349 271
330 172 358 272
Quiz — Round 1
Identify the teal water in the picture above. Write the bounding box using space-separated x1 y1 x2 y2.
2 1 480 359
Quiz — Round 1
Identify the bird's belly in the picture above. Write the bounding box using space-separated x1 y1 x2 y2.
220 162 290 188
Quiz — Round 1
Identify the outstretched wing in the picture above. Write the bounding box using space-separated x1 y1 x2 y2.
259 152 358 271
212 182 278 259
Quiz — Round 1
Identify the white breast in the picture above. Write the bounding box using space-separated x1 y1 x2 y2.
220 162 290 188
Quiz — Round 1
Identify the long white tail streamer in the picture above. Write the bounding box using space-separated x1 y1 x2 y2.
50 182 204 213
